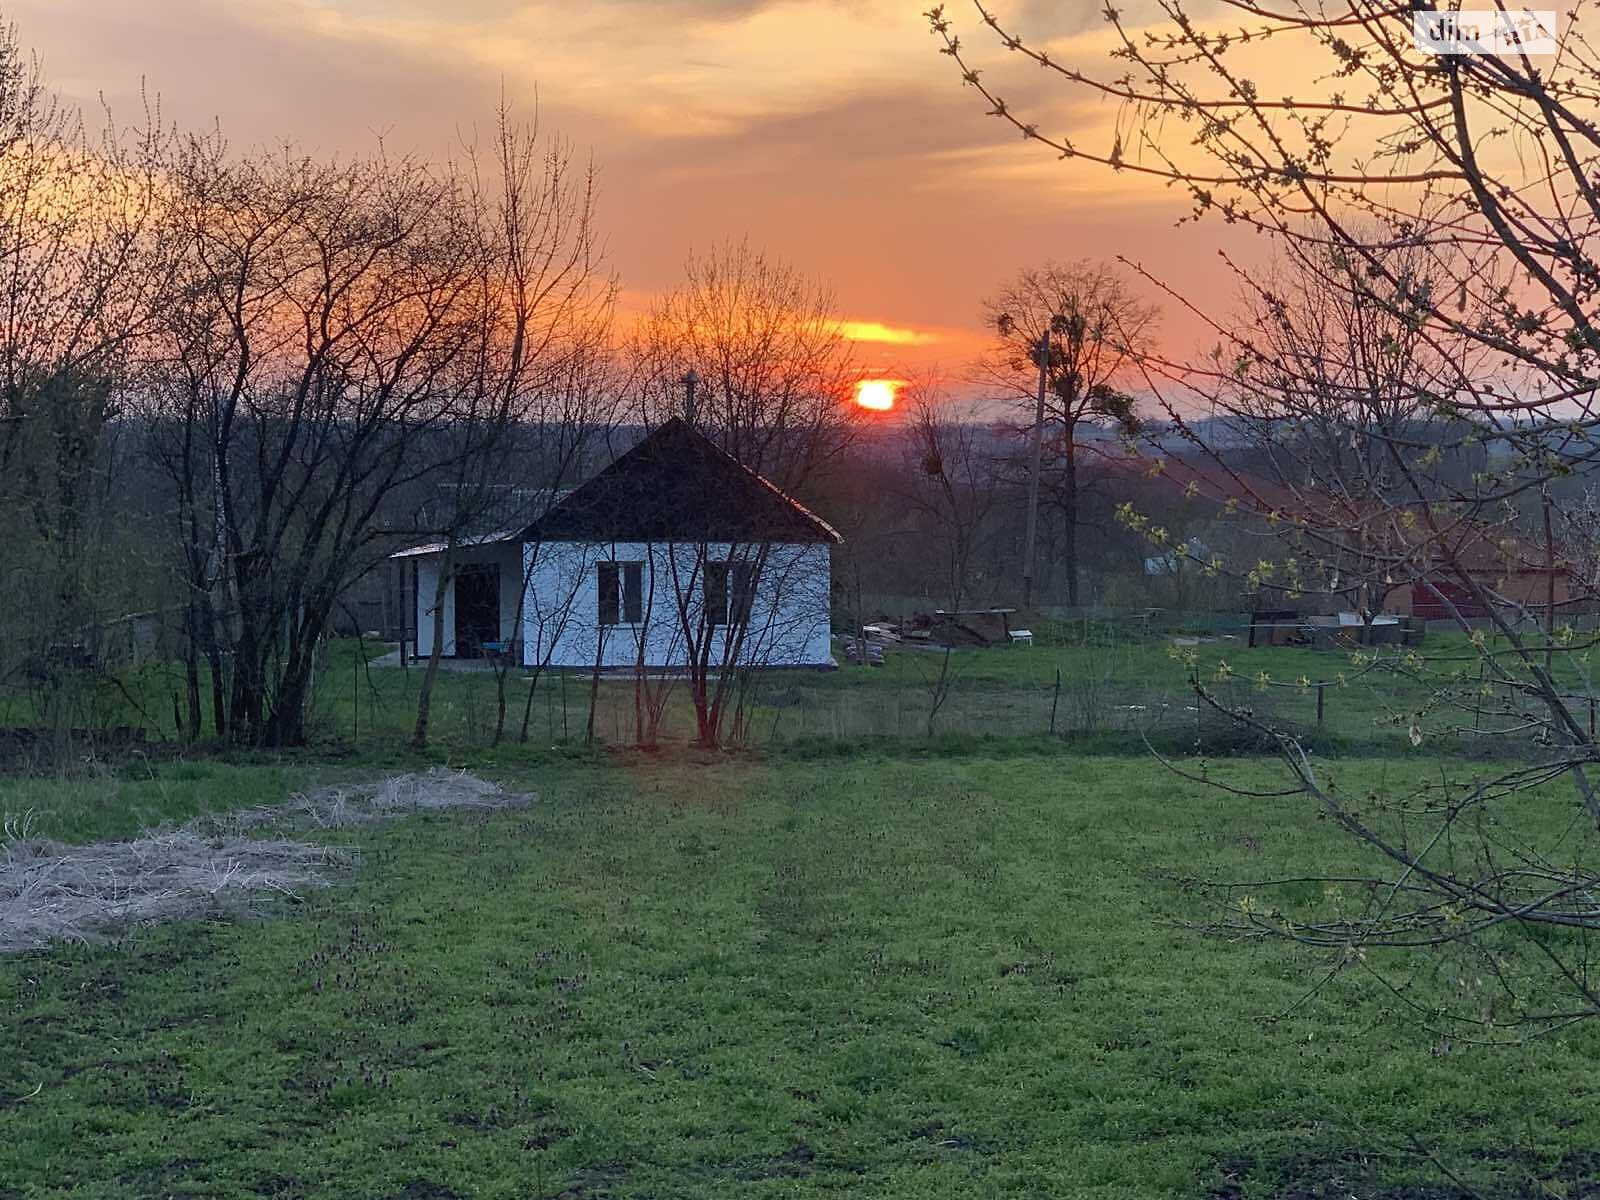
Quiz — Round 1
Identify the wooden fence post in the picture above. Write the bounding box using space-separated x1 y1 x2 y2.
1316 683 1325 726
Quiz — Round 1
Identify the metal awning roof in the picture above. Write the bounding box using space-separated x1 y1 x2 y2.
388 528 524 559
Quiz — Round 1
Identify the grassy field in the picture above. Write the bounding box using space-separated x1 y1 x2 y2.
0 616 1543 763
2 628 1594 1196
19 626 1452 759
4 751 1599 1198
316 630 1441 753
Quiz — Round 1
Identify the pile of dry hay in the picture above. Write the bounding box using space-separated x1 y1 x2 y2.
1 769 529 953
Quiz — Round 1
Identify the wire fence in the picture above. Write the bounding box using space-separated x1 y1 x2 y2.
2 601 1593 758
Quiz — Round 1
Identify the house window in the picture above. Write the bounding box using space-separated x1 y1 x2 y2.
704 560 756 627
598 561 643 626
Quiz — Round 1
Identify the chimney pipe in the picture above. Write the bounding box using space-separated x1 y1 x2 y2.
682 369 700 425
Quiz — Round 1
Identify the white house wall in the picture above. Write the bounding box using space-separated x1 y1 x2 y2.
413 544 524 658
414 557 450 658
523 540 832 669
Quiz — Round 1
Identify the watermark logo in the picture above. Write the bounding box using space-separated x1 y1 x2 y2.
1414 9 1557 55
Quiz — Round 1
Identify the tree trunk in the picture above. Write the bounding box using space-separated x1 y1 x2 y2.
225 556 281 746
694 696 714 748
492 661 509 746
269 665 311 747
585 633 605 745
412 542 456 751
518 664 545 743
182 599 203 741
1063 431 1080 607
229 619 267 747
690 641 718 749
268 609 328 747
634 658 646 748
204 625 228 742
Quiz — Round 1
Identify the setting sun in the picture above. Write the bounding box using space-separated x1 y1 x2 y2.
854 378 900 411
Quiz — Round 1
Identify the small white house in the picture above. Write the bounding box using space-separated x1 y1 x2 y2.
392 418 840 669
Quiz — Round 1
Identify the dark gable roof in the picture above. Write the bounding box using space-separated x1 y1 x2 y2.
525 418 841 545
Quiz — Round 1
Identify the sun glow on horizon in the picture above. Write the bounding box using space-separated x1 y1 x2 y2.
854 378 902 411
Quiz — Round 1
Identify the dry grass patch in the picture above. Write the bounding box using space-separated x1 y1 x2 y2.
1 769 529 952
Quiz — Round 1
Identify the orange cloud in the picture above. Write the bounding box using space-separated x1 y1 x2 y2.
839 319 940 346
11 0 1251 370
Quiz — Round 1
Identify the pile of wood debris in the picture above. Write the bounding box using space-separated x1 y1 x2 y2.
851 608 1031 657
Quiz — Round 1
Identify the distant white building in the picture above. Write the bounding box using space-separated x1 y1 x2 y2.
391 418 839 669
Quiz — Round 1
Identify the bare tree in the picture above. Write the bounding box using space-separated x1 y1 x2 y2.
928 0 1600 1030
410 104 612 751
0 24 177 738
918 647 956 738
657 539 765 749
497 340 619 748
982 261 1157 606
625 245 855 748
897 382 1004 613
1176 241 1492 623
515 511 602 745
151 131 509 747
0 22 618 755
631 240 861 492
626 540 681 749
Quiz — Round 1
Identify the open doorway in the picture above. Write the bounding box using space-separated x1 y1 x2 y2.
453 562 500 658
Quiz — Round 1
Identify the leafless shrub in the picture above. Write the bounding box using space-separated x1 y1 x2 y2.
1049 649 1132 737
916 648 958 737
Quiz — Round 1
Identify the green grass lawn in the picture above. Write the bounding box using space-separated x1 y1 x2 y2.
3 753 1597 1198
0 623 1543 762
245 630 1467 756
0 760 330 844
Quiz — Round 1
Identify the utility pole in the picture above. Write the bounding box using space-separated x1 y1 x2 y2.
1022 328 1050 611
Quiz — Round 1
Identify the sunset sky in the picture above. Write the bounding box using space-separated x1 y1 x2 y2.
11 0 1251 378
